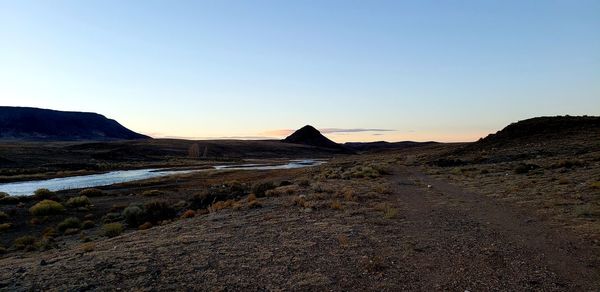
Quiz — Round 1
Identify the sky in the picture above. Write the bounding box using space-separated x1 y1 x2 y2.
1 0 599 142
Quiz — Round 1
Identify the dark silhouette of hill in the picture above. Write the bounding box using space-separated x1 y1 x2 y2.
438 116 600 165
0 107 149 141
475 116 600 147
283 125 352 152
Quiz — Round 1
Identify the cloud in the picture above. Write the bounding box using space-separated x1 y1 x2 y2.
319 128 396 134
261 128 396 137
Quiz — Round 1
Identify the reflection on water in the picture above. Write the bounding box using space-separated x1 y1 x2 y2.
0 159 324 196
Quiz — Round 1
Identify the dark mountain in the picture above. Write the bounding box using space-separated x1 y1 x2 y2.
444 115 600 164
0 106 150 141
283 125 352 152
345 141 438 152
475 116 600 147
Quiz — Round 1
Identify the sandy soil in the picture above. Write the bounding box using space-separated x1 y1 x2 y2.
1 164 598 291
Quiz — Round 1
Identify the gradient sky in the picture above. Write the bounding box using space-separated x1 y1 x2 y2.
1 1 599 142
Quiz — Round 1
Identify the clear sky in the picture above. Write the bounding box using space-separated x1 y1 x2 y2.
1 1 599 142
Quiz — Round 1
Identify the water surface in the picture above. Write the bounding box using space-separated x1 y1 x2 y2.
0 159 324 196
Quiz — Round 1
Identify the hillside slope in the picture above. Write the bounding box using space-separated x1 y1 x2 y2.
447 116 600 163
0 107 149 141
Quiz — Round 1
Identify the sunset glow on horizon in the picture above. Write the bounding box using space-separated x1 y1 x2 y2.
1 1 599 142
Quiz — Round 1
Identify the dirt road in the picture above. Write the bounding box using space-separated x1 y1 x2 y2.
1 166 598 290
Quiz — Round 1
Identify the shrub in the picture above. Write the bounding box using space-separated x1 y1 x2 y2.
33 188 56 200
297 180 310 188
144 201 176 224
42 227 57 239
330 200 342 210
79 188 104 197
29 200 65 216
82 220 95 229
251 182 276 198
14 235 36 250
102 223 124 238
514 163 540 174
591 181 600 189
141 190 163 197
0 223 11 232
66 196 91 208
138 222 153 230
248 200 262 209
123 205 145 227
102 212 122 224
81 242 95 253
279 180 292 187
181 210 196 218
383 205 398 219
63 228 80 235
0 211 8 222
1 194 31 205
292 196 308 208
57 217 82 232
247 193 257 203
371 163 392 175
0 192 8 199
209 200 235 212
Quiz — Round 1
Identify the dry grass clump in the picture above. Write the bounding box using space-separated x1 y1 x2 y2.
291 195 309 208
29 200 65 216
13 235 36 250
248 200 262 209
82 220 95 229
251 181 276 197
339 188 357 202
141 190 163 197
57 217 82 233
376 203 398 219
330 200 342 210
337 234 349 247
102 223 124 238
181 210 196 218
80 242 95 253
79 188 104 197
0 223 11 233
266 185 299 197
0 211 8 222
66 195 91 207
374 184 392 194
33 188 56 200
42 227 56 239
209 199 236 212
138 222 153 230
247 193 257 203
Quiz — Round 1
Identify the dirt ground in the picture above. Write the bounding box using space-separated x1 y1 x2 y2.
1 161 598 291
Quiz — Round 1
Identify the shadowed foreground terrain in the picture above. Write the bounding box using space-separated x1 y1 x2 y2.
0 116 599 290
0 159 598 290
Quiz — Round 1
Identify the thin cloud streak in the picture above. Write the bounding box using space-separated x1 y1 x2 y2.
261 128 396 137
